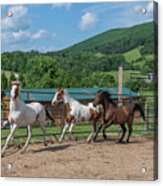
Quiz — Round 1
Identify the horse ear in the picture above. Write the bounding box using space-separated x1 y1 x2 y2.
57 88 64 95
60 89 64 94
105 90 111 97
97 89 103 93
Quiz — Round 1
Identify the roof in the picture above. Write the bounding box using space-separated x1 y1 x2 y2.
5 87 139 102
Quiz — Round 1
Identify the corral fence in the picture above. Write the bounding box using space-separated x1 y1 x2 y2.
1 89 157 142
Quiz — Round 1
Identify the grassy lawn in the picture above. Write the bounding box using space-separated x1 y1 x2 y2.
108 70 139 84
123 46 143 63
123 47 154 69
1 122 156 146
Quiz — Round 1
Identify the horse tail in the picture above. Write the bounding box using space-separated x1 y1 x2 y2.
45 109 54 122
133 103 145 121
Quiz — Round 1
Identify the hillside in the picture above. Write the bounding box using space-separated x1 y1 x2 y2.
1 21 157 90
66 21 156 55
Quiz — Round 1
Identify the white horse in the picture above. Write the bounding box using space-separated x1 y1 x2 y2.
1 81 47 156
51 88 102 142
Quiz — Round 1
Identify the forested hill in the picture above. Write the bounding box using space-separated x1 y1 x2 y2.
66 21 156 54
1 21 157 89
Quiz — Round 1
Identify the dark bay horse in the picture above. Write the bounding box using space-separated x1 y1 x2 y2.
93 90 145 143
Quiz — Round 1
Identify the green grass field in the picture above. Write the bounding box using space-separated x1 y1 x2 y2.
123 47 143 63
1 122 155 146
123 47 154 69
107 70 139 84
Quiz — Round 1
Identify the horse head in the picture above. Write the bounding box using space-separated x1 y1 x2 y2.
93 90 111 107
51 88 65 106
11 81 21 101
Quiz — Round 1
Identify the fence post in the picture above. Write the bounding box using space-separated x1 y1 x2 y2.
144 100 149 131
26 91 30 137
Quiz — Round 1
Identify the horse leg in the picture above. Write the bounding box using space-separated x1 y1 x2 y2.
117 124 126 143
102 121 112 140
1 124 18 156
9 124 15 145
93 124 103 141
86 121 97 143
59 122 69 143
21 125 32 153
126 122 133 143
39 122 47 146
68 123 75 139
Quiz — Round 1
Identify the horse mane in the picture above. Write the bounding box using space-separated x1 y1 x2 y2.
103 91 117 107
64 89 78 104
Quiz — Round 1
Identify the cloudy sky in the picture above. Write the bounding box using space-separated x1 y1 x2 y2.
1 1 155 52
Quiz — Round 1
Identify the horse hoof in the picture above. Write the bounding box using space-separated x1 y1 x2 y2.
51 140 55 144
17 144 22 149
103 135 107 140
86 139 91 143
126 140 130 143
116 140 123 144
44 142 48 146
21 150 26 154
1 153 5 158
93 138 96 142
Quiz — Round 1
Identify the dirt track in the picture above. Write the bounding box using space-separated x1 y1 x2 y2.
1 136 156 180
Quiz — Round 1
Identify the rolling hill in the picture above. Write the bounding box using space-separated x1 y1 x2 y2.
66 21 156 55
1 21 157 89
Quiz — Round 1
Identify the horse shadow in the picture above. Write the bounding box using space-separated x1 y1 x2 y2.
94 138 143 144
33 144 72 153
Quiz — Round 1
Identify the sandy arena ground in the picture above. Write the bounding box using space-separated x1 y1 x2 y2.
1 136 157 180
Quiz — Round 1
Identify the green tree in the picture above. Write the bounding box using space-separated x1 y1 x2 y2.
88 72 117 87
1 72 8 89
9 72 16 86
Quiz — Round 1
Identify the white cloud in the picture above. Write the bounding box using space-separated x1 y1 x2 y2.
79 12 98 31
52 3 72 10
1 5 53 46
2 29 56 46
1 5 58 52
2 29 49 45
31 29 47 40
1 5 31 32
2 30 31 44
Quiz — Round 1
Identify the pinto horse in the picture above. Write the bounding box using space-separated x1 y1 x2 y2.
93 90 145 143
1 81 50 156
51 88 102 142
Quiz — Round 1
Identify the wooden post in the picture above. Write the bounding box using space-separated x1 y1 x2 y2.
118 66 123 105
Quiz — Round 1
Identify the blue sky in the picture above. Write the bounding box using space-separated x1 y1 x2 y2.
1 1 155 52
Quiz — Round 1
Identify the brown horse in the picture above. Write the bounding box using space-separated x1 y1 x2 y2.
93 90 145 143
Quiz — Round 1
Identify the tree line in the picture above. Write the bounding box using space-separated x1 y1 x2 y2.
1 22 157 90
